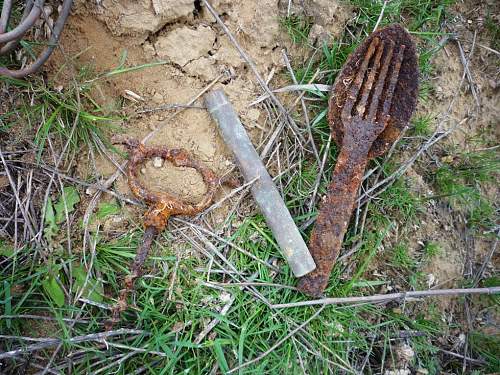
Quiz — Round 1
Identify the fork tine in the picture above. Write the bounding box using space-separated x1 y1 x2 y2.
381 45 405 119
356 40 385 117
366 39 395 122
341 37 380 122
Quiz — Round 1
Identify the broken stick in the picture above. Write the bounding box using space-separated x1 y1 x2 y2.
205 89 316 277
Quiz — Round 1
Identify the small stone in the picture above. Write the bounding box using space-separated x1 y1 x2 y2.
308 24 330 46
43 5 53 17
334 322 344 333
140 168 147 174
143 42 156 58
153 157 164 168
102 215 127 232
247 108 261 121
458 333 466 345
172 321 185 332
396 343 415 363
85 186 97 195
219 292 232 303
441 155 454 163
0 176 9 188
426 273 436 288
152 92 164 104
416 369 429 375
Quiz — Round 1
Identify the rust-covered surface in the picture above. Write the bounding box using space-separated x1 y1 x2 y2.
328 24 419 159
122 138 222 232
298 24 419 297
106 138 226 328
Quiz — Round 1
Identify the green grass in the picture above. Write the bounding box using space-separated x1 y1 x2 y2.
410 114 433 137
376 178 421 221
432 150 499 232
279 15 314 45
0 74 116 162
422 241 441 259
469 332 500 371
390 243 416 269
1 222 455 373
484 9 500 51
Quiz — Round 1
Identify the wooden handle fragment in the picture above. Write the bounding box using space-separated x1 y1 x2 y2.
205 89 316 277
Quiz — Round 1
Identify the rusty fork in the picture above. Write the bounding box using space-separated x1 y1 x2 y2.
298 36 406 297
105 138 234 329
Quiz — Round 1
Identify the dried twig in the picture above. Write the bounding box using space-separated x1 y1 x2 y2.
0 329 145 360
272 286 500 309
373 0 388 32
282 50 320 164
250 83 331 106
194 293 235 344
455 31 479 108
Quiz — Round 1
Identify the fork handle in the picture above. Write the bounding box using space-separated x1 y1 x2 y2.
297 135 372 297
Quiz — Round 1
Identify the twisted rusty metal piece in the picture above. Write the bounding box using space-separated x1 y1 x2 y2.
0 0 73 78
298 25 418 297
106 138 229 329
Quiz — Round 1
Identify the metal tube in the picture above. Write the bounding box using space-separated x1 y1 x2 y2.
205 89 316 277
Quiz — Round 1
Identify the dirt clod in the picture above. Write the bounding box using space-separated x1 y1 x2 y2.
98 0 195 39
155 25 216 66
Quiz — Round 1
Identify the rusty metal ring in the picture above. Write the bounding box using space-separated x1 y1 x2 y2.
124 140 220 231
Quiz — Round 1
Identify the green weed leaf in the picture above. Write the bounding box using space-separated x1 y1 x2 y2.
96 202 120 220
44 198 59 242
42 274 65 307
54 186 80 224
213 340 229 374
72 263 103 302
3 281 12 328
0 240 14 257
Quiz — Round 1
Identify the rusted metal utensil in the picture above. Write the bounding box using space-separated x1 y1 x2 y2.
106 138 233 328
298 24 419 297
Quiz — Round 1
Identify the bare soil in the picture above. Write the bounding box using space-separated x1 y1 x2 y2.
48 0 351 220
